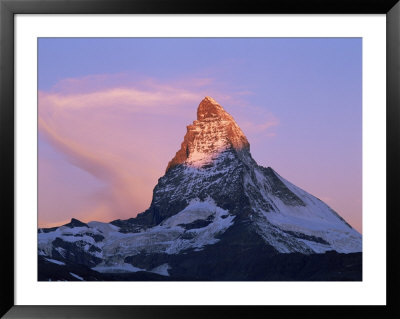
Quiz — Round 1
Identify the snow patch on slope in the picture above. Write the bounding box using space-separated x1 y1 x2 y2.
69 272 84 280
161 198 220 227
92 263 144 273
44 258 66 266
149 263 170 276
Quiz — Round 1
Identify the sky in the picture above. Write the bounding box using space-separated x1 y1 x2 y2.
38 38 362 233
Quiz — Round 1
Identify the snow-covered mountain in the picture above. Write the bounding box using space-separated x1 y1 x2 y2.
38 96 362 281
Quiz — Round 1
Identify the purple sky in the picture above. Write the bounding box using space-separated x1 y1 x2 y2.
38 38 362 232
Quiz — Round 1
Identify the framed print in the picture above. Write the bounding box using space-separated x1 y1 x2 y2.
1 0 399 318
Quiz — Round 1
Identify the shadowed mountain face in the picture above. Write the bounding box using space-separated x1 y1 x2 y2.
38 97 362 281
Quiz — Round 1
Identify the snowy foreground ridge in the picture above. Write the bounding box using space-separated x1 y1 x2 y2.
39 198 235 274
38 96 361 277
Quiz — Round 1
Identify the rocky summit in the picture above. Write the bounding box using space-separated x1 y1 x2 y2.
166 96 249 172
38 97 362 281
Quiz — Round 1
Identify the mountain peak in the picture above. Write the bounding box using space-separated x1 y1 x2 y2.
197 96 228 121
166 97 250 172
197 96 224 120
64 218 88 228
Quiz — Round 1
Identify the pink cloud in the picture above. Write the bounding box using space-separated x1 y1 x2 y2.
39 118 152 220
240 118 279 136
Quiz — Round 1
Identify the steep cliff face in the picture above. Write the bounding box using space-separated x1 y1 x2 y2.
38 96 362 280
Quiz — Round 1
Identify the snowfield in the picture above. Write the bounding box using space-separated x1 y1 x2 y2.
97 197 234 259
38 198 235 272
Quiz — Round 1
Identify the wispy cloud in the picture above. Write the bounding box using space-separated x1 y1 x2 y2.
240 118 279 136
38 73 279 224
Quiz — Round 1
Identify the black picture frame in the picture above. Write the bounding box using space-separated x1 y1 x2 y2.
1 0 399 318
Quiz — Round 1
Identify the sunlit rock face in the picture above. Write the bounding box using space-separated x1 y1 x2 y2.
166 96 250 172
